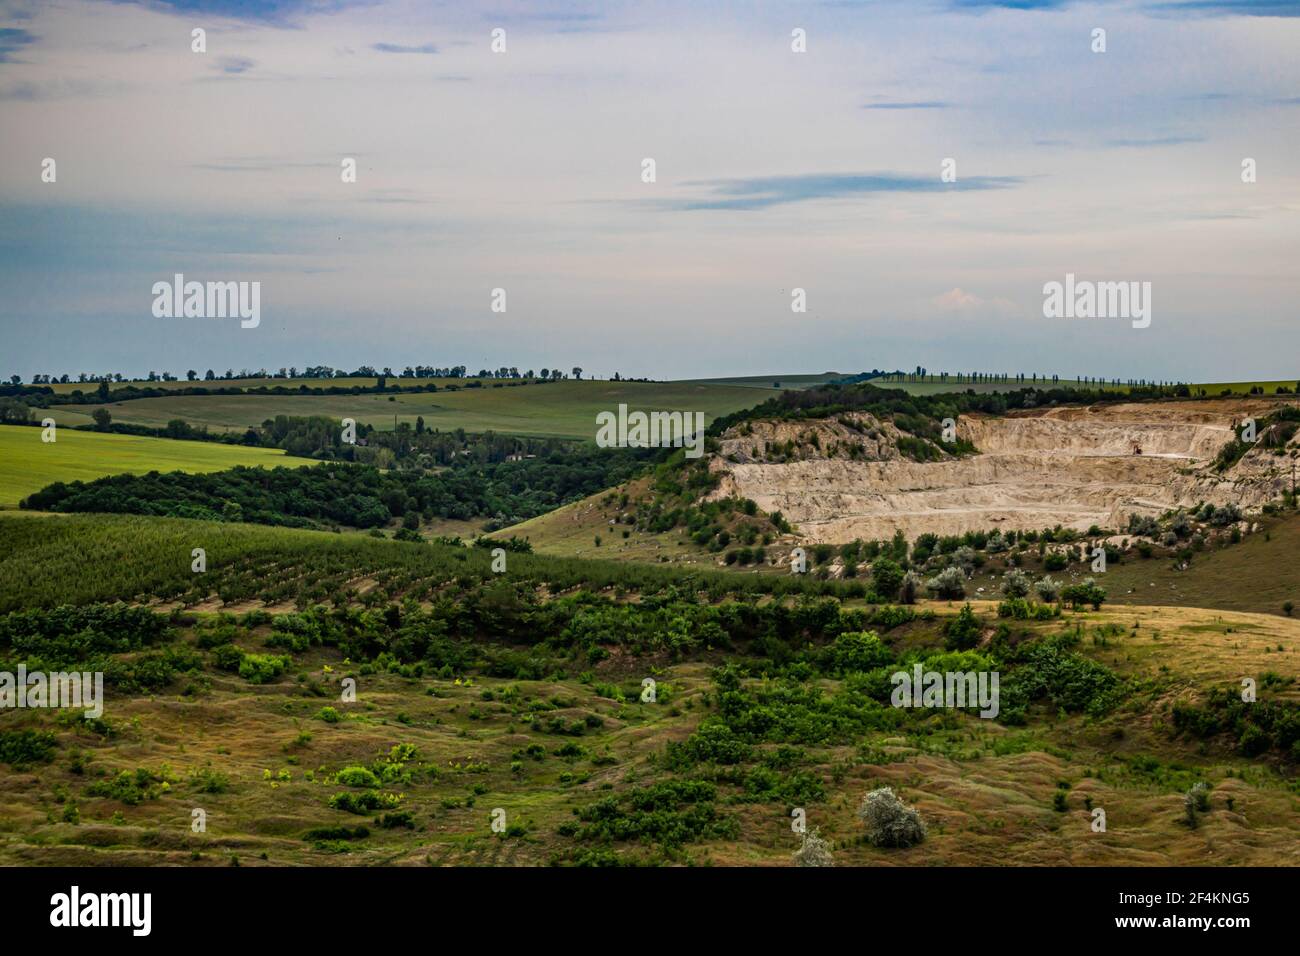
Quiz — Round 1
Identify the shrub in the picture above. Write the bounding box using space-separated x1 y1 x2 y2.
857 787 926 848
792 827 834 867
925 566 966 600
239 653 289 684
829 630 894 672
0 729 57 767
1034 576 1061 603
944 603 982 651
1001 569 1031 599
336 766 381 788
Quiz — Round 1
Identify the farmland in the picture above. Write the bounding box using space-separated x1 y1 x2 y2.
46 380 777 440
0 425 315 508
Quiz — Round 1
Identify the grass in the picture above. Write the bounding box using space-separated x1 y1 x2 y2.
48 380 777 440
0 602 1293 867
966 512 1300 618
0 425 315 508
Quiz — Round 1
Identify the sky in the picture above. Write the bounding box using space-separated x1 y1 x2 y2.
0 0 1298 382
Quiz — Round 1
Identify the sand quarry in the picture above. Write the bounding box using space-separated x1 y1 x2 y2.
709 398 1299 543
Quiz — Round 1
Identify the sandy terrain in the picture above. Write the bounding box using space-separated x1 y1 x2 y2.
709 399 1299 542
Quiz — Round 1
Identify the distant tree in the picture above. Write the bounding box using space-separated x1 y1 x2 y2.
91 408 112 430
186 369 197 381
0 398 31 423
572 367 583 380
204 369 215 381
7 375 19 385
540 368 549 380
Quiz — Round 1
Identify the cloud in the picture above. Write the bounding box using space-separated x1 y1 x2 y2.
1103 134 1204 147
1144 1 1300 17
932 288 1019 318
105 1 371 26
947 1 1072 10
215 55 256 74
372 42 438 54
933 288 983 310
0 27 36 63
861 100 951 109
668 172 1023 211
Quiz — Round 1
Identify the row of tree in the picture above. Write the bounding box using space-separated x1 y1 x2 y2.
11 365 623 386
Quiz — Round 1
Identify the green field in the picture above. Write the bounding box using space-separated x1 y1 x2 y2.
47 380 778 439
0 425 315 508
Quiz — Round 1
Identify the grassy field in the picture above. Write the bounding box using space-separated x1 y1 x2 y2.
0 511 1295 866
964 513 1300 619
46 380 778 439
1191 380 1300 396
0 599 1294 867
0 425 315 508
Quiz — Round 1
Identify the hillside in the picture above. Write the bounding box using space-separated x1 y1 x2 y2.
0 512 1295 867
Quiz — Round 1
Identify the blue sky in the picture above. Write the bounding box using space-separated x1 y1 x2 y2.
0 0 1297 381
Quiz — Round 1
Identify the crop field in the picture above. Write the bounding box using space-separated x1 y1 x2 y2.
0 512 852 613
47 380 777 439
0 426 315 508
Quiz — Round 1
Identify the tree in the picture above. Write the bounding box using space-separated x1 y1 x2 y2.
1061 578 1106 611
572 367 583 380
187 370 198 381
91 408 112 430
870 558 904 601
